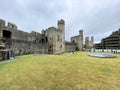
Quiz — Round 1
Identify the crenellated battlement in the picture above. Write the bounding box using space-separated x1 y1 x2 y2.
57 19 65 25
0 19 17 30
0 19 6 27
8 22 17 30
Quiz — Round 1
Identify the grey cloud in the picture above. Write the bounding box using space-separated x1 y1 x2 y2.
0 0 120 43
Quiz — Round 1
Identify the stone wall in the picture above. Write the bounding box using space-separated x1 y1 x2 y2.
65 41 77 52
0 19 6 41
0 18 95 56
0 19 49 55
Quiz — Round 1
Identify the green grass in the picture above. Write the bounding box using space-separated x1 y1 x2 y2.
0 52 120 90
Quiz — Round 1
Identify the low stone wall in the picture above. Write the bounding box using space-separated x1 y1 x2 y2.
65 43 77 52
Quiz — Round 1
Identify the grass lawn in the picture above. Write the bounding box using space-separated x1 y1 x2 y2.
0 52 120 90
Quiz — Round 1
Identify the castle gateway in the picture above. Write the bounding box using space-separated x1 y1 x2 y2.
0 19 94 55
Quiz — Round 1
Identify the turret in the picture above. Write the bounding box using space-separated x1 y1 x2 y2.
0 19 5 27
79 30 83 50
8 22 17 30
91 36 94 45
79 30 83 42
57 19 65 52
85 36 89 49
57 19 65 31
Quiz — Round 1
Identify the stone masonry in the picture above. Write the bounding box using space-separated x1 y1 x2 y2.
85 36 94 49
0 18 94 55
0 19 65 55
70 30 83 51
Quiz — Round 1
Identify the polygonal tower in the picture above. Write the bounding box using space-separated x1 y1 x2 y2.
91 36 94 46
79 30 83 50
85 36 89 49
57 19 65 52
58 19 65 31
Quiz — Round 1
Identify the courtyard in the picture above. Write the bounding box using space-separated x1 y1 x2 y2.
0 52 120 90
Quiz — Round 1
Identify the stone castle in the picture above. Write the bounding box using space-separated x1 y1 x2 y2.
0 19 94 55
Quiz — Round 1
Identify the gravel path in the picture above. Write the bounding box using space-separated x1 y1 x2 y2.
0 54 47 65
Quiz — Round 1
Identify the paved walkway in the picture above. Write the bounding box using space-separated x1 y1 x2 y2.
0 54 47 65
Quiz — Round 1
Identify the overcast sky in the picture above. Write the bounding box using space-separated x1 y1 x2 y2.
0 0 120 43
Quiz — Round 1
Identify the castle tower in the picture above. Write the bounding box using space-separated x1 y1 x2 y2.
85 36 89 49
58 19 65 31
57 19 65 52
91 36 94 46
79 30 83 50
88 36 94 49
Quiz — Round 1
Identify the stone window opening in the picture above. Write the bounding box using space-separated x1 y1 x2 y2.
49 45 52 49
61 45 62 48
35 40 37 42
41 39 44 43
72 40 75 43
45 37 48 42
61 39 62 42
57 35 60 41
49 37 52 40
39 40 41 43
3 30 11 39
